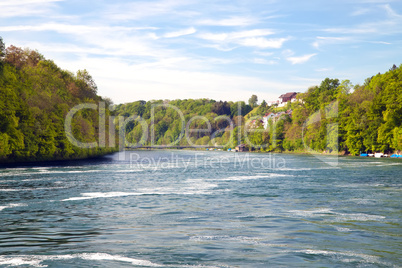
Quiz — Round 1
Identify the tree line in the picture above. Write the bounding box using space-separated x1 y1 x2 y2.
0 38 400 163
115 65 402 155
0 38 117 163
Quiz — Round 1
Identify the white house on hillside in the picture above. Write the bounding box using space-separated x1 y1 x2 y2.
278 92 298 107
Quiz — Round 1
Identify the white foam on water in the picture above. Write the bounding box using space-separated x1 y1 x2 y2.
114 169 143 173
255 173 294 178
334 226 352 232
0 203 26 211
189 235 261 243
0 253 220 267
0 172 31 177
78 253 162 266
288 208 386 222
347 198 376 205
61 192 144 201
334 213 386 222
215 174 287 181
38 170 104 174
180 181 219 194
276 168 312 171
291 249 390 266
155 180 218 195
364 183 401 188
0 188 19 192
62 181 219 201
339 161 402 168
189 235 289 248
0 167 51 177
288 208 335 217
0 256 45 267
0 169 105 177
236 212 275 219
0 253 161 267
20 178 48 182
0 186 67 192
3 167 29 171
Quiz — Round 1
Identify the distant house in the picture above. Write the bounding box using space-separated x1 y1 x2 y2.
273 111 286 123
249 119 264 129
262 110 293 129
262 113 275 129
279 92 298 103
235 144 248 152
278 92 298 107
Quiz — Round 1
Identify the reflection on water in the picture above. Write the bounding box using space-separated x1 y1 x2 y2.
0 151 401 267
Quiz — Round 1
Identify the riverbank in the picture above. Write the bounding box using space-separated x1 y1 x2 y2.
124 147 402 160
0 150 118 168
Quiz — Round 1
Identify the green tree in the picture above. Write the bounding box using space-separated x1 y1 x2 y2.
0 36 5 74
0 41 117 163
76 69 98 99
248 94 258 108
0 36 5 59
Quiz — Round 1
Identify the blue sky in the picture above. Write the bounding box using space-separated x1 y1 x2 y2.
1 0 401 104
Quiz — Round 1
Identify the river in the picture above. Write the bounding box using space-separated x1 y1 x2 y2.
0 150 401 267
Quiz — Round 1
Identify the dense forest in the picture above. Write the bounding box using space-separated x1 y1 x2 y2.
0 38 116 163
0 39 400 162
115 65 402 155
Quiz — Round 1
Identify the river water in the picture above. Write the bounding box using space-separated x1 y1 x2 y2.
0 150 401 267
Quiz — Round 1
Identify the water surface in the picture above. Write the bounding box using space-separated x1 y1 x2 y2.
0 151 401 267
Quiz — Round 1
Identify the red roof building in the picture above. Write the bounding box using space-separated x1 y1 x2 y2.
279 92 298 103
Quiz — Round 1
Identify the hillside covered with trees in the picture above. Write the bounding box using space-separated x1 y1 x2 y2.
0 38 116 163
115 65 402 155
0 38 400 162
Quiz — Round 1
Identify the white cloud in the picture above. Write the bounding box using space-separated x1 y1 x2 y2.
325 5 402 36
239 37 288 49
382 4 402 18
196 16 258 26
52 55 301 104
0 0 61 4
197 29 287 49
253 58 278 65
254 51 274 57
324 25 379 34
0 0 62 17
10 39 169 64
281 49 294 57
198 29 274 42
4 0 398 106
0 23 157 35
286 53 317 64
0 23 175 59
350 8 371 16
369 41 391 45
104 0 195 21
198 33 230 42
230 29 275 39
312 36 351 49
163 27 197 38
